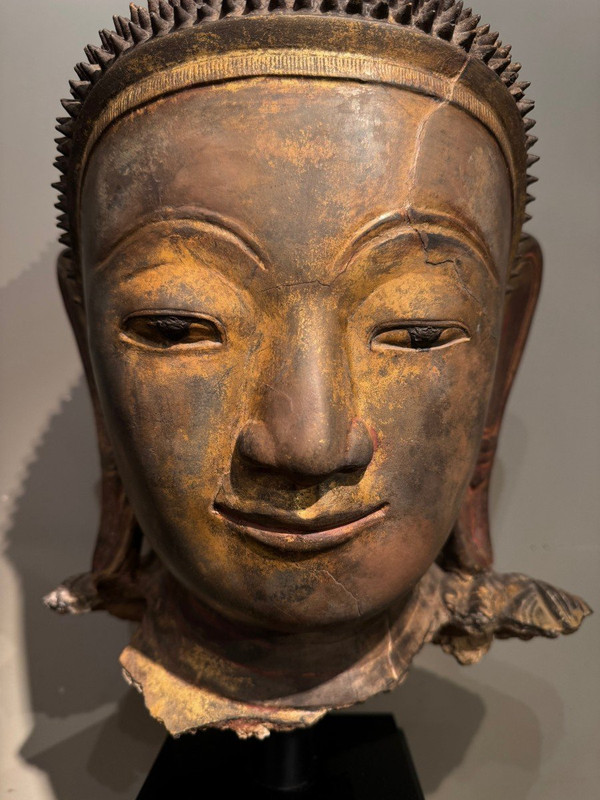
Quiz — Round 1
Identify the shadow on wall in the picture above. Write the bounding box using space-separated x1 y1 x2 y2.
343 667 485 794
380 662 544 796
6 375 164 799
4 257 540 799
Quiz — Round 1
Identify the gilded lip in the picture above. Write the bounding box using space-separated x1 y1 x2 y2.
213 502 389 553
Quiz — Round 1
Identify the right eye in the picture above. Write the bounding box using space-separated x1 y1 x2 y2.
122 313 224 349
370 323 469 352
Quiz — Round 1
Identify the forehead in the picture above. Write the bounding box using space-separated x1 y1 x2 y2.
81 77 512 275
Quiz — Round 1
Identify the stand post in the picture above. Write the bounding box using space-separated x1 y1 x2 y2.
253 726 317 791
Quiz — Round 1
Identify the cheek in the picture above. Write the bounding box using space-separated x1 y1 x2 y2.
84 261 260 511
337 516 442 607
353 339 498 522
327 343 499 610
87 316 245 514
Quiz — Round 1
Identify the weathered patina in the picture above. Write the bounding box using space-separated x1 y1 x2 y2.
46 1 591 738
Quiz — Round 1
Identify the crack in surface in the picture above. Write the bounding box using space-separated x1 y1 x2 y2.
404 56 471 205
323 570 361 617
407 212 457 268
451 261 488 319
262 381 294 413
425 257 456 267
407 209 489 318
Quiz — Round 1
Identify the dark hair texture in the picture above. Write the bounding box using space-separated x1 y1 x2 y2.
53 0 538 253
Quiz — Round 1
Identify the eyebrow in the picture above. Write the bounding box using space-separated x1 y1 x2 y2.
94 206 268 273
343 208 499 284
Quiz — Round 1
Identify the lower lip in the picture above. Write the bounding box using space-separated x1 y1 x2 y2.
214 504 389 554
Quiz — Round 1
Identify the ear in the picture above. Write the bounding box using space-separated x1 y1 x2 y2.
54 253 144 618
443 235 543 572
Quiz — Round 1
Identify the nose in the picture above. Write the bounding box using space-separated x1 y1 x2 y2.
236 315 373 485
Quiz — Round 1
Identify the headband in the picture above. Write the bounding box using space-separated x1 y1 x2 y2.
55 8 538 266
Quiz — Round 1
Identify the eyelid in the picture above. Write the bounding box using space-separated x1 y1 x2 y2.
370 320 470 336
370 321 470 352
120 309 225 351
122 308 219 319
122 308 224 326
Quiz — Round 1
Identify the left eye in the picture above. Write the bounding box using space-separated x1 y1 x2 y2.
122 313 223 348
371 324 469 351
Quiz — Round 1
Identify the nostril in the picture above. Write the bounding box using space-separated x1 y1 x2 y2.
344 419 374 472
236 421 278 470
234 417 373 483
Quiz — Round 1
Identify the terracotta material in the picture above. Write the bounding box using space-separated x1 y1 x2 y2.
46 2 590 738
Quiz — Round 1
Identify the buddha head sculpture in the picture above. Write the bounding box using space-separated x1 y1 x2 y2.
46 0 590 738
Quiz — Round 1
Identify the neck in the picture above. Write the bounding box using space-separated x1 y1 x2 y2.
176 575 415 695
120 563 447 736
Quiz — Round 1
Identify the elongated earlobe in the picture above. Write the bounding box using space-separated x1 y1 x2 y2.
442 235 543 572
47 253 145 620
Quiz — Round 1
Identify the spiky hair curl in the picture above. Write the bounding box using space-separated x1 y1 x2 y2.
54 0 538 252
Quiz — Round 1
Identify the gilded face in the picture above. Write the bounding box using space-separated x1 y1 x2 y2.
81 78 511 632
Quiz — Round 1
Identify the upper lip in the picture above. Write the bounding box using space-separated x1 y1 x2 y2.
213 500 389 553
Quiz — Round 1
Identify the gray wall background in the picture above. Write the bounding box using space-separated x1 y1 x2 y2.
1 1 598 797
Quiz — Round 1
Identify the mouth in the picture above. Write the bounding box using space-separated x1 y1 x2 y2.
213 501 389 553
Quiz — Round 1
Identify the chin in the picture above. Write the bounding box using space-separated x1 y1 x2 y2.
185 563 416 634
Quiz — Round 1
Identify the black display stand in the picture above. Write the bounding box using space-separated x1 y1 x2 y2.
136 713 424 799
